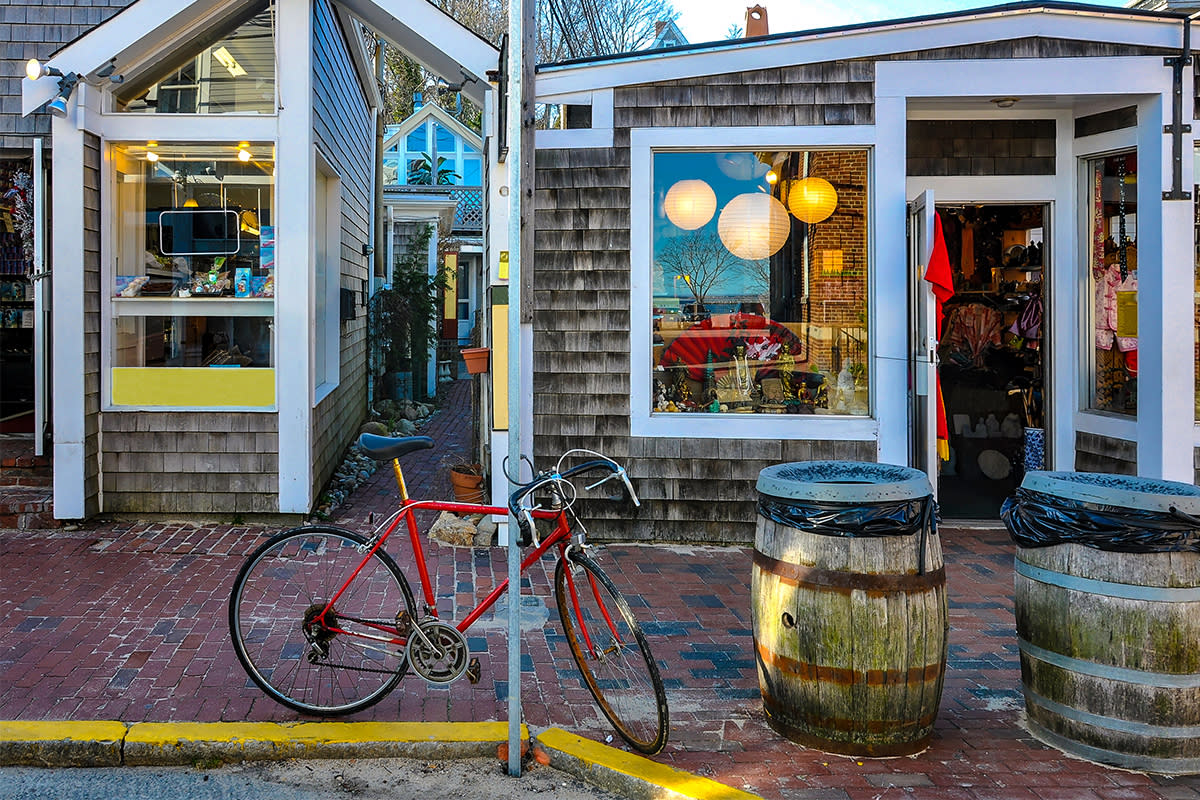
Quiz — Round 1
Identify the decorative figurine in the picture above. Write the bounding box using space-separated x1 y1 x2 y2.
778 343 795 398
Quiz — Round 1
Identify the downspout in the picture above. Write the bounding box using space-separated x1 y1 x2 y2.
1163 13 1195 201
370 40 386 410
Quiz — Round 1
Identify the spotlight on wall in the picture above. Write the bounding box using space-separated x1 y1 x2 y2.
47 73 80 118
25 59 64 81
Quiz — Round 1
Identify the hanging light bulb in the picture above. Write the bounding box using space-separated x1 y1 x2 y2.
662 179 717 230
717 192 791 260
787 177 838 224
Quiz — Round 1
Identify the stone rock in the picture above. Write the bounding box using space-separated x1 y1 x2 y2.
395 419 416 435
428 511 477 547
360 421 389 437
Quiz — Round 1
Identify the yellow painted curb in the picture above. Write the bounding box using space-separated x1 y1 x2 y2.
537 728 762 800
122 721 526 766
0 721 127 767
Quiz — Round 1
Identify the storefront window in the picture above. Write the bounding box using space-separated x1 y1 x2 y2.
110 141 275 408
650 150 870 416
1086 151 1137 416
113 1 275 115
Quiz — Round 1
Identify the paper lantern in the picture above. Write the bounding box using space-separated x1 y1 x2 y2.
788 177 838 224
717 192 791 260
663 179 717 230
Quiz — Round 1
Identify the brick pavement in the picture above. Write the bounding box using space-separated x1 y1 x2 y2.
2 379 1200 798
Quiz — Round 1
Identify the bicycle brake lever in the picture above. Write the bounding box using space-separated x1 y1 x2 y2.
584 472 616 491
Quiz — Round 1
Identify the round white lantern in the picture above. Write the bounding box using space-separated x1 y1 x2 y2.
717 192 791 260
787 177 838 224
663 179 717 230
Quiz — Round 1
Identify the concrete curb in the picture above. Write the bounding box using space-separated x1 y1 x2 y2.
537 728 762 800
0 721 764 799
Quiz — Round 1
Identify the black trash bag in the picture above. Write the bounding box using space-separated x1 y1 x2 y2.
756 495 936 539
1001 487 1200 553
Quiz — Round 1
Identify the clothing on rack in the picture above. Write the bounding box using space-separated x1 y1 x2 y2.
942 303 1005 367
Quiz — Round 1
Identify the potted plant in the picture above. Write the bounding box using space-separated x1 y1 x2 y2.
460 346 490 374
447 460 485 503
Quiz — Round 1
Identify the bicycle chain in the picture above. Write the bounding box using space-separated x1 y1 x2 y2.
304 612 410 676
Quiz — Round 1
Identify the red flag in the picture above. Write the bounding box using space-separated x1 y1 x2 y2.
923 213 954 461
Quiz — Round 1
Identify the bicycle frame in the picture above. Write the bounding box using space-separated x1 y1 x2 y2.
315 458 571 647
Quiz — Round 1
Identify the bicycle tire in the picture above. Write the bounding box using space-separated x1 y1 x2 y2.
554 550 669 754
229 525 415 716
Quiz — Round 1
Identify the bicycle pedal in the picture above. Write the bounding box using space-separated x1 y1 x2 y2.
466 657 481 685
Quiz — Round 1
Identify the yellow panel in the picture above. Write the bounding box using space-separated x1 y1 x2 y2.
443 253 458 319
112 367 275 407
491 304 508 430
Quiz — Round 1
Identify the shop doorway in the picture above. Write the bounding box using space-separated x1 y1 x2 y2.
935 203 1047 519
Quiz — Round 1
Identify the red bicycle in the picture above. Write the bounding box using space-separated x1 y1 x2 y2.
229 434 669 754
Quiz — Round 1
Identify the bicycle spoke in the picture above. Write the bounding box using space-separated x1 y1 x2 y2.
230 526 415 716
555 552 668 754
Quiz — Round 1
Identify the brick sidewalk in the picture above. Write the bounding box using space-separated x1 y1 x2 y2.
2 380 1200 798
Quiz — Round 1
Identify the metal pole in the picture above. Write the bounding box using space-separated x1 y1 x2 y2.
505 0 528 778
32 137 47 457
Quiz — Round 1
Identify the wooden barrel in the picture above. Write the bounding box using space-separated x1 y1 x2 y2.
1012 471 1200 775
753 462 947 756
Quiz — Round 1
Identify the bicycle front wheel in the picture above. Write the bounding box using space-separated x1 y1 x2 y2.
229 525 415 716
554 550 669 754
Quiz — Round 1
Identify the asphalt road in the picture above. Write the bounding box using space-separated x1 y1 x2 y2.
0 757 624 800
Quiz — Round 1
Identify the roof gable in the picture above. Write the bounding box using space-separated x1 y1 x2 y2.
383 102 483 153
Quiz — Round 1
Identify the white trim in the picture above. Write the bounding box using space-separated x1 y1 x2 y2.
1074 411 1138 442
313 149 342 405
903 176 1058 202
96 114 277 143
536 11 1187 97
51 110 88 519
383 103 483 154
336 8 383 111
629 125 880 441
333 0 499 106
275 0 314 514
873 95 908 467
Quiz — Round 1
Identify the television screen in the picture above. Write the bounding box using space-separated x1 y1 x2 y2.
159 209 241 256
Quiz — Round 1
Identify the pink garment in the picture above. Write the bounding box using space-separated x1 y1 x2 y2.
1094 265 1137 352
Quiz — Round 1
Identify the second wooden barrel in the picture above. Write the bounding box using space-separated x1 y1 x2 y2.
753 462 948 756
1010 471 1200 775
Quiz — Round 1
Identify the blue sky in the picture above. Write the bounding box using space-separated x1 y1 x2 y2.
675 0 1132 46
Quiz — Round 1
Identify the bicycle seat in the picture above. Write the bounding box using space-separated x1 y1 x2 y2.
358 433 435 461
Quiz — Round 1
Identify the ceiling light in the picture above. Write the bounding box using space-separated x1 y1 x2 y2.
238 148 252 162
213 47 247 77
991 97 1019 109
146 151 159 162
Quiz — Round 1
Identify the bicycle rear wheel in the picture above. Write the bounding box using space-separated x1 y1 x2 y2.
229 525 415 715
554 550 669 754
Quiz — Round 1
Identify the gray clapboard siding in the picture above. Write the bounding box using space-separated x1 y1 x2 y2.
310 0 372 507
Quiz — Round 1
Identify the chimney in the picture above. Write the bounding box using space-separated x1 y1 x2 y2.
745 5 768 37
413 91 423 111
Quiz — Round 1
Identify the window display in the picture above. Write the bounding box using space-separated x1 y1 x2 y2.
1086 151 1137 416
650 150 869 416
109 141 275 408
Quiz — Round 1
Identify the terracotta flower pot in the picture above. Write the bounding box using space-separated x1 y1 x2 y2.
461 347 490 375
449 465 485 503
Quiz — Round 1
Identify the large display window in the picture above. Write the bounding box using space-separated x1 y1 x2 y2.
650 150 870 416
113 1 276 115
109 141 275 409
1085 151 1137 417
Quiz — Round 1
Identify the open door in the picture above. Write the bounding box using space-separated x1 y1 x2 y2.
908 190 938 494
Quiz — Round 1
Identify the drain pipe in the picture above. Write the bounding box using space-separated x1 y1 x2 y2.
369 40 386 412
1163 13 1196 201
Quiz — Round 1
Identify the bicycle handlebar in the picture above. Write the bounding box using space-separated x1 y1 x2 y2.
507 457 640 522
